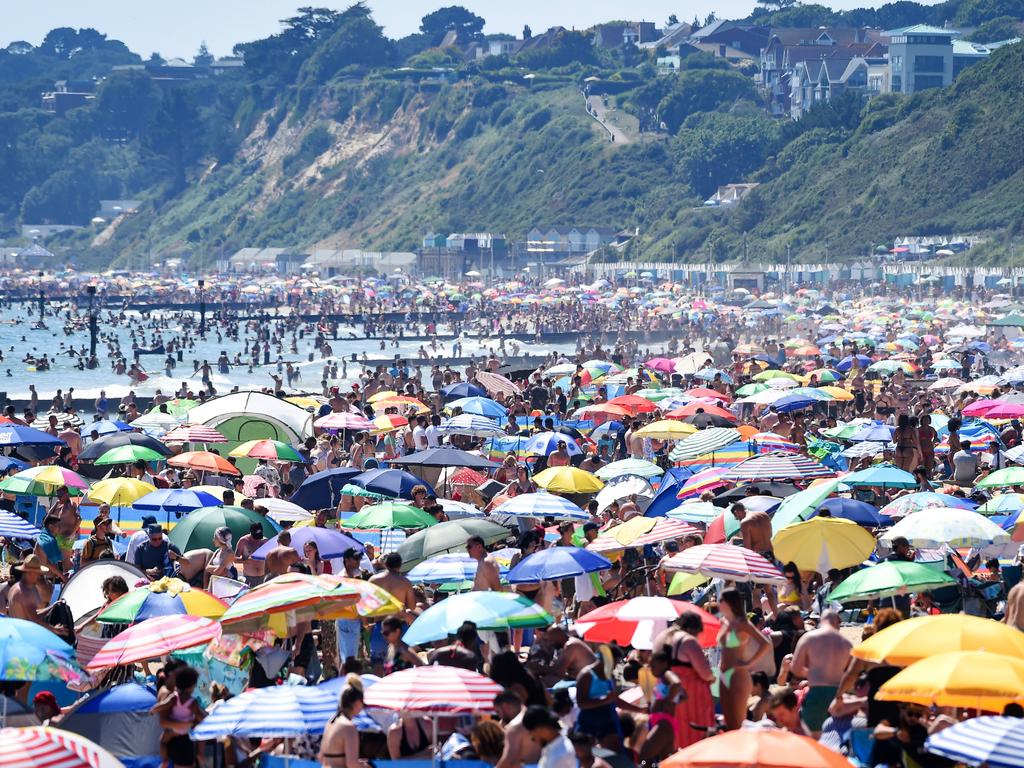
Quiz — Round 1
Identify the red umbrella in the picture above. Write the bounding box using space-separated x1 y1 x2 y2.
608 395 658 415
575 596 720 648
363 665 503 714
86 615 220 670
450 468 487 485
666 402 737 420
684 387 732 403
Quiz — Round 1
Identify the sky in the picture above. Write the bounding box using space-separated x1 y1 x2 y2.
2 0 785 59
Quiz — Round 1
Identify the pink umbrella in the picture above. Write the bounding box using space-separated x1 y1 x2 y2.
243 475 271 497
663 543 786 584
363 665 503 714
575 597 720 648
645 357 677 374
86 615 220 670
676 467 730 499
982 402 1024 420
315 412 374 430
163 424 227 443
962 399 1001 417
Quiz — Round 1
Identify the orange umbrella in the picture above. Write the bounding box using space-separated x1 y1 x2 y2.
736 424 759 439
662 729 851 768
577 403 633 419
607 395 658 415
373 396 430 415
684 387 732 402
167 451 241 476
666 402 737 421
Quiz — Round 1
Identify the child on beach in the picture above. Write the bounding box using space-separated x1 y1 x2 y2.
153 665 206 768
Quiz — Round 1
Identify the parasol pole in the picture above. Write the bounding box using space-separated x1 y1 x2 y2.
432 714 439 768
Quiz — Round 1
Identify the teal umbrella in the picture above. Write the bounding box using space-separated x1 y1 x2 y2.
842 463 917 489
168 506 280 551
403 592 552 646
829 561 955 603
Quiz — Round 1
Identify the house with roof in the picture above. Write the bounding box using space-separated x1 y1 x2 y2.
525 227 620 255
593 21 660 48
884 24 958 94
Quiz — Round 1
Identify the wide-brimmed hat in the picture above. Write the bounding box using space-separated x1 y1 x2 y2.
15 553 51 574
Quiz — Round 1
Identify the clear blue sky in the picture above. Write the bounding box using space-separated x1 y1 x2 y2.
3 0 890 59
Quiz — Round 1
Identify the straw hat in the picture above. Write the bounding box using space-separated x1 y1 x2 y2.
14 553 51 574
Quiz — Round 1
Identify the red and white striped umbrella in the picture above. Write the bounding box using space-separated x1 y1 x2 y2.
663 543 786 584
162 424 227 443
363 665 503 714
0 727 123 768
587 517 701 552
722 451 832 482
315 412 374 431
575 596 720 649
85 615 220 670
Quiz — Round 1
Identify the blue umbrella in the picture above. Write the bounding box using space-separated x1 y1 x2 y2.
644 470 691 518
407 553 509 583
693 368 733 383
507 547 611 583
74 682 156 713
817 498 892 527
61 683 162 760
848 422 897 443
835 354 873 372
403 592 552 646
351 468 435 500
842 462 917 488
79 420 133 437
318 675 384 733
290 467 363 510
590 421 624 440
192 685 338 738
0 510 41 539
133 488 222 514
0 617 81 682
925 715 1024 768
446 396 508 419
524 432 583 457
441 382 487 401
0 424 64 447
492 492 589 521
772 394 818 413
252 526 364 560
0 456 28 473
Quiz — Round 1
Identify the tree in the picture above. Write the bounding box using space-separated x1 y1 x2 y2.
420 6 486 45
194 41 214 67
667 14 680 25
674 112 780 197
704 12 718 26
279 7 342 43
966 15 1022 41
523 24 532 40
756 0 798 10
299 3 393 84
691 16 702 31
39 28 80 59
96 69 161 139
6 41 33 55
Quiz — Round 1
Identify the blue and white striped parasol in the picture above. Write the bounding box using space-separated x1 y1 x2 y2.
925 716 1024 768
438 414 506 437
492 492 589 520
0 510 41 540
191 685 337 738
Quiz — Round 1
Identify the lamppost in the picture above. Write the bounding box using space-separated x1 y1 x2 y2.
198 278 206 338
86 285 98 369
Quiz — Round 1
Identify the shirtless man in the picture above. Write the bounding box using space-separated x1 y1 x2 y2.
265 530 300 576
173 549 213 587
790 610 853 736
235 523 267 587
7 555 54 625
50 486 80 573
527 626 597 687
494 691 542 768
731 502 774 558
369 553 417 620
468 535 503 592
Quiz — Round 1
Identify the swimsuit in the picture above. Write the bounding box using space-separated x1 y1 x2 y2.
720 629 742 687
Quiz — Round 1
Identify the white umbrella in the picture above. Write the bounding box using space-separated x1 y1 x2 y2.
879 508 1011 550
595 475 655 513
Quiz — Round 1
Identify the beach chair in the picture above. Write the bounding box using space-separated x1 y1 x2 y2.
845 727 875 767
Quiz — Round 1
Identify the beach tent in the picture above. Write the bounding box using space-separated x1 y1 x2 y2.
60 683 163 765
186 391 315 447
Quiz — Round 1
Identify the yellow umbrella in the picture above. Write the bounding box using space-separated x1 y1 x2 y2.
851 614 1024 666
819 386 854 401
533 466 604 494
367 390 399 403
877 650 1024 710
285 396 323 409
86 477 156 507
772 517 875 574
668 572 708 596
633 420 698 440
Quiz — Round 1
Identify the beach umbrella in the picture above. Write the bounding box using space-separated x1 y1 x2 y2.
0 617 82 683
403 592 552 646
229 439 302 462
976 466 1024 488
251 525 363 561
848 422 897 442
666 501 720 524
816 497 892 526
828 561 956 603
0 727 125 768
474 371 519 400
351 468 436 499
722 451 832 482
836 354 873 372
341 501 438 530
842 462 917 488
533 466 604 494
151 399 197 418
852 614 1024 667
669 427 740 461
86 615 220 670
363 665 502 714
750 432 800 453
594 458 662 480
662 728 852 768
398 519 510 569
192 685 338 739
78 433 171 462
169 505 279 551
0 510 41 540
314 412 374 431
977 494 1024 515
587 517 700 553
86 478 156 507
0 466 89 496
371 414 409 433
255 497 312 524
79 419 133 437
877 651 1024 710
878 492 976 518
438 414 505 437
133 488 221 514
290 467 362 510
161 424 226 443
675 467 730 499
60 683 162 762
772 517 876 573
507 547 610 582
96 577 226 623
445 396 508 419
492 492 589 521
925 716 1024 768
879 508 1010 549
523 432 582 458
633 420 697 440
663 543 786 584
595 475 655 513
0 424 64 448
0 457 27 474
407 553 508 583
167 451 240 475
94 445 165 465
575 597 720 649
441 382 487 401
387 446 498 470
607 394 659 415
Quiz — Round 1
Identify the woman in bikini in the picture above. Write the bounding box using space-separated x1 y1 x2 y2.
319 678 366 768
640 650 684 762
893 414 921 472
718 588 772 730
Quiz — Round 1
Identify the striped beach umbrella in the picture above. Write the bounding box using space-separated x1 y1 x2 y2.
524 432 583 457
162 424 227 443
363 665 503 714
663 543 786 584
675 467 730 499
229 439 302 462
749 432 800 453
133 488 222 514
493 492 588 520
86 615 220 670
0 510 41 539
192 686 337 739
314 412 374 431
878 492 976 518
94 445 164 466
587 517 701 553
675 441 753 469
722 451 832 482
439 414 506 437
0 466 89 496
0 727 123 768
371 414 409 433
406 553 509 584
218 573 359 634
96 577 227 623
925 716 1024 768
594 458 663 480
670 427 740 461
879 508 1010 549
575 597 720 649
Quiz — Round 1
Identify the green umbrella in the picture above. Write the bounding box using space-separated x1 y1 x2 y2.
94 445 165 465
770 478 844 533
168 505 280 551
828 561 956 603
398 519 510 571
975 466 1024 488
341 502 438 530
340 483 392 500
735 383 769 397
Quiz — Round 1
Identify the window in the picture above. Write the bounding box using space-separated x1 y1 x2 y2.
891 55 902 70
914 74 945 90
892 75 902 92
915 55 945 73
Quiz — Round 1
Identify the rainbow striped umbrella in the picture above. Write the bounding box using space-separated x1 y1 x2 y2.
229 439 302 462
0 466 89 496
670 427 740 461
676 441 753 468
722 451 832 482
219 573 359 635
675 467 730 499
750 432 801 453
86 615 220 670
96 577 227 623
